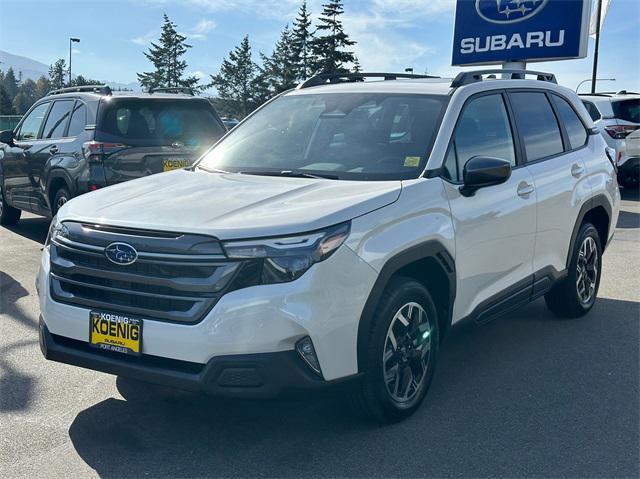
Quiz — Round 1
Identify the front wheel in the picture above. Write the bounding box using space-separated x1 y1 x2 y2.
352 277 439 423
545 223 602 318
0 184 21 226
52 187 71 216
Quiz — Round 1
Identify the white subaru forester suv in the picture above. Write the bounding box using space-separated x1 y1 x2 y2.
38 70 620 422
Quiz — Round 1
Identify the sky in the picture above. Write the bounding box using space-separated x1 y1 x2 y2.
0 0 638 92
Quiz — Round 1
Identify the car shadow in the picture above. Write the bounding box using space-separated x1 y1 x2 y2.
621 186 639 202
68 297 639 478
5 215 50 245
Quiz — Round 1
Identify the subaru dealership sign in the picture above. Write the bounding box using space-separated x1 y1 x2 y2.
452 0 591 66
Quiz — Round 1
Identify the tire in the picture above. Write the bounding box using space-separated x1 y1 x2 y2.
351 277 439 423
0 184 21 226
545 222 602 318
52 187 71 216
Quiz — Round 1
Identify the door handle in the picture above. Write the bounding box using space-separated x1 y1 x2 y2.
571 163 585 178
517 181 535 198
49 145 59 154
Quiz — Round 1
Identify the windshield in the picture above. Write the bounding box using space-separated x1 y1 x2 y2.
198 93 447 180
96 98 226 149
612 99 640 123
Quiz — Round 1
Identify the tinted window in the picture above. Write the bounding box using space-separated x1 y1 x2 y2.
42 100 74 139
199 93 447 181
16 102 50 140
67 102 87 136
612 99 640 123
582 101 601 121
446 94 516 182
552 95 588 149
510 92 563 162
96 99 225 150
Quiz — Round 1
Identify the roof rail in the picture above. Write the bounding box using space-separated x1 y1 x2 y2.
48 84 112 96
148 86 195 96
298 72 440 89
451 69 557 88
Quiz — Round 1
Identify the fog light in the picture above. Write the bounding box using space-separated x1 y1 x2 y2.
296 336 322 376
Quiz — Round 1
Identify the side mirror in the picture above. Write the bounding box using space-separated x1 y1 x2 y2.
460 156 512 197
0 129 14 145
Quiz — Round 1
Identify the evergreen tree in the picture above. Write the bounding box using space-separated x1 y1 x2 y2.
0 85 14 115
311 0 357 74
49 59 67 90
260 26 298 94
291 1 315 80
12 78 37 115
209 36 262 118
137 14 200 91
35 75 51 98
71 75 102 86
352 57 362 73
2 67 19 100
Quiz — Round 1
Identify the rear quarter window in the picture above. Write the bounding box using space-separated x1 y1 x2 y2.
612 99 640 123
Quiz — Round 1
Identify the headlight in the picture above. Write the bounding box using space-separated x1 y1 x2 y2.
45 216 70 247
223 222 350 285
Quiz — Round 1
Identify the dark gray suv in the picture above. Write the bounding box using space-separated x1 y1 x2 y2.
0 85 226 225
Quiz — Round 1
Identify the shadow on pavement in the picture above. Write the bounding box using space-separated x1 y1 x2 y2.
5 215 50 245
621 187 639 201
68 297 639 478
617 209 640 229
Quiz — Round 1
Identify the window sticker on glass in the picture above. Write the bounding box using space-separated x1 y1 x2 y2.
404 156 421 167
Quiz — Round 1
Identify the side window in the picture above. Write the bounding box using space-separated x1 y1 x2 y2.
42 100 74 139
15 102 50 141
552 95 588 150
510 92 564 162
447 94 516 182
442 144 459 181
582 101 601 121
67 102 87 137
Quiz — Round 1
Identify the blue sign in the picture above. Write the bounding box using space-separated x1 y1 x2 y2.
452 0 591 66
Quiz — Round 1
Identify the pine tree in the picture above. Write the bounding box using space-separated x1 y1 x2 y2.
35 76 51 98
260 26 298 94
72 75 102 86
291 1 315 80
48 59 67 90
0 85 14 115
2 67 19 100
209 36 262 118
311 0 357 74
12 78 37 115
352 57 362 73
137 14 200 91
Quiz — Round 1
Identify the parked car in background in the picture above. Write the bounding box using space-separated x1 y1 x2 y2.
580 91 640 188
0 85 226 225
38 70 620 423
221 117 240 130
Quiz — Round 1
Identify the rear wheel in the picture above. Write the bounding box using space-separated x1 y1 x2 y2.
52 187 71 216
352 277 439 423
545 223 602 318
0 184 21 226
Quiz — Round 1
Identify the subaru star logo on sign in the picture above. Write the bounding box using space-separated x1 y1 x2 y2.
452 0 591 66
105 242 138 265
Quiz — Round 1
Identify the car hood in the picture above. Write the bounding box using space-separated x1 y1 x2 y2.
59 169 401 239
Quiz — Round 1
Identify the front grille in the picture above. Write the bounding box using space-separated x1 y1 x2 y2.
49 222 240 323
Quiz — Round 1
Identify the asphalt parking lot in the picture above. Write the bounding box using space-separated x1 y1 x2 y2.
1 189 638 478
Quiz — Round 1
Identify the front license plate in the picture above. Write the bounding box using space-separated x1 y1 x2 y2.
163 159 191 171
89 311 142 355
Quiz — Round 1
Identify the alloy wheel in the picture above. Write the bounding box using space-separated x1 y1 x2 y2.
56 195 68 210
576 236 598 304
383 302 432 405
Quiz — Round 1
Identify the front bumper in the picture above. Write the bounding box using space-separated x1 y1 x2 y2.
39 319 359 397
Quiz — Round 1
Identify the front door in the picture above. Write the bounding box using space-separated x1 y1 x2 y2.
441 92 537 322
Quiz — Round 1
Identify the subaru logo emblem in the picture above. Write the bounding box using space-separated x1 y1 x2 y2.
105 242 138 265
476 0 549 24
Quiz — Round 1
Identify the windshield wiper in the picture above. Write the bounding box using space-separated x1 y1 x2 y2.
240 170 339 180
196 164 233 174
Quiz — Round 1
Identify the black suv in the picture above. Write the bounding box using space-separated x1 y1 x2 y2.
0 85 226 225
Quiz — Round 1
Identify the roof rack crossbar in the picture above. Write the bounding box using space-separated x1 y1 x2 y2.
298 72 440 89
450 69 557 88
148 86 195 96
48 84 112 96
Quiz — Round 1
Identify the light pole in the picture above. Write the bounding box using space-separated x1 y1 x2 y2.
576 78 615 94
69 37 80 85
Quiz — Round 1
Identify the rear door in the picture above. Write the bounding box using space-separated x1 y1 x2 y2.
3 101 51 211
94 98 226 185
441 92 537 321
508 90 592 278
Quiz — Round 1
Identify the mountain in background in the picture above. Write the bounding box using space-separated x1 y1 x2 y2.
0 50 140 91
